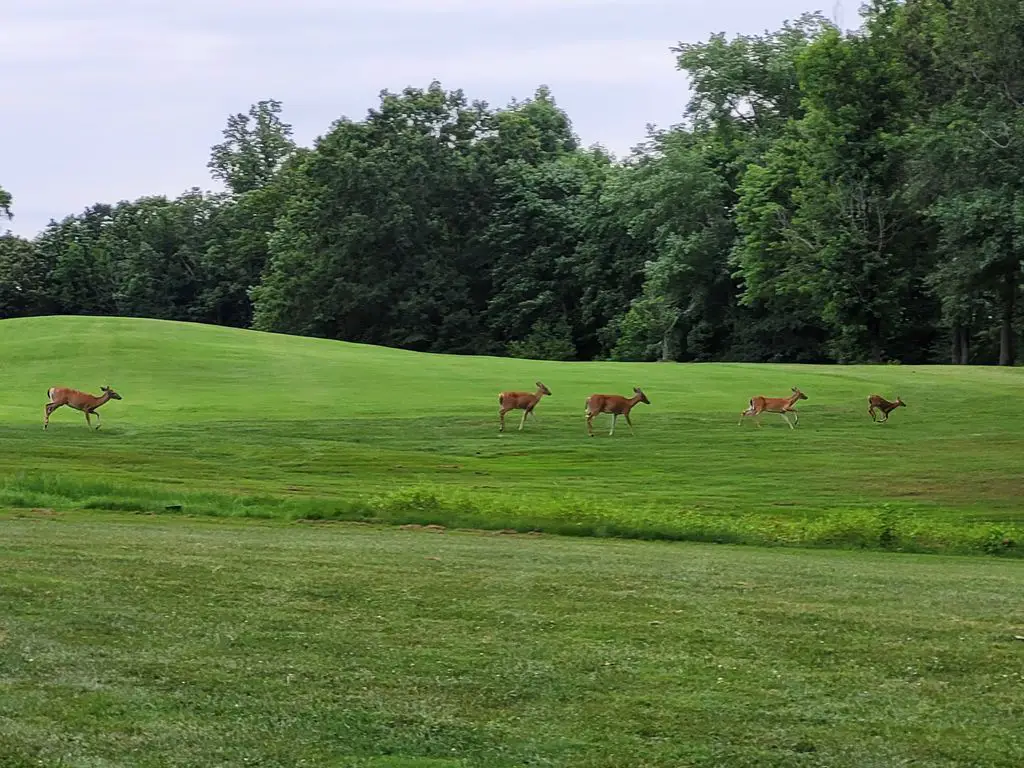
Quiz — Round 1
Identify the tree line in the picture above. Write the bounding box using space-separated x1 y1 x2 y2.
2 0 1022 365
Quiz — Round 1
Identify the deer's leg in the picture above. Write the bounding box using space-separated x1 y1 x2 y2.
44 403 59 430
868 406 876 422
586 412 595 437
609 413 617 436
92 409 102 429
84 410 93 429
625 412 635 436
781 412 794 430
790 409 799 426
518 409 529 431
499 407 507 432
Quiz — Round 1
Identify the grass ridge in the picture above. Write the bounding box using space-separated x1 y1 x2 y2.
3 472 1019 558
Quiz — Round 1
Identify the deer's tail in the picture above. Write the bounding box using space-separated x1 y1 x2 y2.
46 387 55 402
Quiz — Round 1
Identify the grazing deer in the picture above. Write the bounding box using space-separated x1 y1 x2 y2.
868 394 905 423
498 381 552 432
585 387 651 437
44 385 123 430
738 387 808 429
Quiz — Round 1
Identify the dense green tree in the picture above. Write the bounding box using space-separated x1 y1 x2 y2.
483 151 610 359
38 204 119 316
0 234 55 318
252 83 492 351
674 12 833 181
902 0 1024 365
607 131 735 362
733 21 938 362
208 99 296 196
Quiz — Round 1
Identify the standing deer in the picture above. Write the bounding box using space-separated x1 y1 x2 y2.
868 394 905 423
498 381 552 432
738 387 807 429
44 385 123 430
585 387 650 437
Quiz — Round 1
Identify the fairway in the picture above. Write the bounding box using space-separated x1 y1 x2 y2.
2 512 1023 767
0 315 1022 552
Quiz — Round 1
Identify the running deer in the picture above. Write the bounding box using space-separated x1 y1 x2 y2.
498 381 552 432
738 387 807 429
868 394 905 423
585 387 650 437
44 385 123 430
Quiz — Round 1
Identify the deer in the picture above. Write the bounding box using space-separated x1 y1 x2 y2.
585 387 650 437
738 387 808 430
498 381 552 432
44 385 123 430
868 394 905 423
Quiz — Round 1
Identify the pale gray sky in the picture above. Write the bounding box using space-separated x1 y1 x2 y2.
2 0 830 238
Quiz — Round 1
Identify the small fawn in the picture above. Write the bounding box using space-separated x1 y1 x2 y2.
868 394 905 423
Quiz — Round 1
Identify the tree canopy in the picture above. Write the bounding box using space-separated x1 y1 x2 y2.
6 1 1024 365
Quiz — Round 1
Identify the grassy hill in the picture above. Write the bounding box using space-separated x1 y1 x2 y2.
1 315 1022 554
3 318 1024 766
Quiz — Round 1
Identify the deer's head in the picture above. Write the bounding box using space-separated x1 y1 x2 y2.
791 387 808 401
895 397 906 408
536 381 552 396
101 386 123 401
634 387 651 405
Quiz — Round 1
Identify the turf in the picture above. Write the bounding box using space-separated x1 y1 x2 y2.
1 512 1023 767
0 315 1022 553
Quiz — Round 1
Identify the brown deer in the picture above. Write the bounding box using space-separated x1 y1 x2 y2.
498 381 552 432
868 394 905 423
738 387 807 429
44 386 123 430
585 387 650 437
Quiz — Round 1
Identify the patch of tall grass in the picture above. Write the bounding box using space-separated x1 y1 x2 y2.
3 472 1018 557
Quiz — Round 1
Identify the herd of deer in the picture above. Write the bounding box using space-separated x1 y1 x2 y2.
498 382 907 435
39 382 906 434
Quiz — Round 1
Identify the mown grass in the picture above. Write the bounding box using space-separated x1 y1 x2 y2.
1 512 1023 767
0 315 1022 555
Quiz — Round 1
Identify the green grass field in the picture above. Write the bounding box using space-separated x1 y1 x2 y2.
2 512 1023 767
2 316 1024 766
0 315 1021 553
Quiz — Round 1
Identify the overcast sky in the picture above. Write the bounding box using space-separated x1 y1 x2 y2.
2 0 835 238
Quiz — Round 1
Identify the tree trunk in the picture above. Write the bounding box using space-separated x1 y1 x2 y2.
660 314 680 362
951 324 971 364
999 271 1017 366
